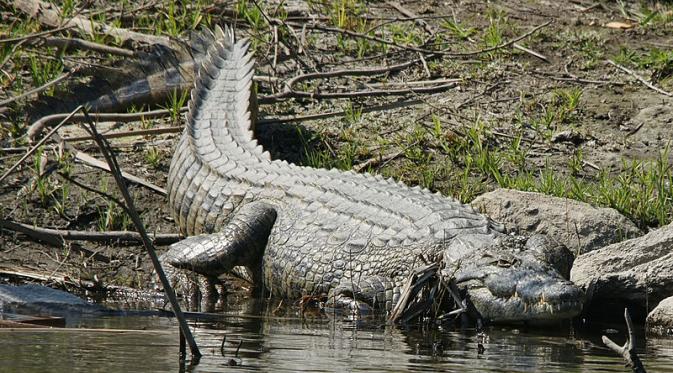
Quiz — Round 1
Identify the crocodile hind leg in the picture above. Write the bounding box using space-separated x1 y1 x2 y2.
326 275 400 314
159 201 277 306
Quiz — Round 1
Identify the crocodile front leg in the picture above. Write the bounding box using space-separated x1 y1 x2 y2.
160 201 277 300
327 275 401 314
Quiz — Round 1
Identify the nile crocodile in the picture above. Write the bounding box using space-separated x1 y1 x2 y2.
159 26 583 323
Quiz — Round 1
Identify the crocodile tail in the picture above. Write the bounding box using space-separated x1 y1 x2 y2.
184 25 269 164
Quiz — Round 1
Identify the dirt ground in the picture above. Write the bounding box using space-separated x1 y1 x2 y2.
1 0 672 302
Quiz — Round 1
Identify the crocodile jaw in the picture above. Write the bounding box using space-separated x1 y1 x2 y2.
459 277 584 323
443 234 584 323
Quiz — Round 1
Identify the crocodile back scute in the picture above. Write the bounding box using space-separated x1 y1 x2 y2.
167 26 504 296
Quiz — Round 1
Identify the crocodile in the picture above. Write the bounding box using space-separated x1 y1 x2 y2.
159 26 583 323
26 29 217 139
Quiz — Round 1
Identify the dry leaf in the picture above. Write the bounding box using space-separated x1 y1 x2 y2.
605 21 634 29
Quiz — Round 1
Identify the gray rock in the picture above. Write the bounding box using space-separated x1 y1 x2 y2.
471 188 642 256
570 223 673 318
0 284 101 315
628 104 673 148
647 296 673 335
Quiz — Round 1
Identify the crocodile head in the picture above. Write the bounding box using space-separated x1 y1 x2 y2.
442 234 583 323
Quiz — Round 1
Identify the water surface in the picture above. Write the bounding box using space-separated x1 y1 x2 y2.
0 298 671 372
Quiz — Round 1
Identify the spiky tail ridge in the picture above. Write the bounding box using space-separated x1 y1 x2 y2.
167 26 267 235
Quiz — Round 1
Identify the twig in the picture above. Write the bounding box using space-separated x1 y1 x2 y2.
386 1 435 36
63 126 182 142
0 38 28 71
513 43 549 62
0 222 111 262
265 58 426 101
0 105 83 185
74 151 167 196
606 59 673 98
290 20 552 57
272 82 457 101
0 69 76 107
258 98 423 125
602 308 647 373
0 219 182 246
12 0 171 47
78 108 200 357
353 149 405 172
0 25 73 44
389 262 439 323
39 36 135 57
28 108 186 141
0 268 95 288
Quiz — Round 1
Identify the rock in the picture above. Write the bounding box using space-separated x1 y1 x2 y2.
647 296 673 335
0 284 101 315
471 188 642 256
551 129 584 145
570 223 673 320
628 104 673 147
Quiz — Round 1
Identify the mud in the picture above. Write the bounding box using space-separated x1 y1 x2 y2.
1 0 672 300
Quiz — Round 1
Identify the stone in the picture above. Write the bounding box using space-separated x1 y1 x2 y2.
471 188 642 256
647 296 673 335
628 104 673 148
0 284 100 315
570 223 673 319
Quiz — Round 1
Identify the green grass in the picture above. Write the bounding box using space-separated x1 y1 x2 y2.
3 0 673 237
160 89 189 124
441 19 477 41
613 47 673 86
302 114 673 229
144 146 162 169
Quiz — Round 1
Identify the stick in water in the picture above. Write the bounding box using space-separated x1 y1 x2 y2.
79 108 201 358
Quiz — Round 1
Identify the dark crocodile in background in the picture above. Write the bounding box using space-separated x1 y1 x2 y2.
159 26 583 323
28 30 217 123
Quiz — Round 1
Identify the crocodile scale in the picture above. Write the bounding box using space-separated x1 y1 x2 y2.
161 27 582 317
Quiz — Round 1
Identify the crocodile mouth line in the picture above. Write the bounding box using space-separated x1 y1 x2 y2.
466 287 583 322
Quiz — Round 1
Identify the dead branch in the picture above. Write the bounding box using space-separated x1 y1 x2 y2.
258 98 423 125
389 262 439 323
7 104 168 196
0 68 76 107
287 20 552 57
28 108 186 142
386 1 435 36
64 126 182 142
0 105 83 185
39 36 135 57
272 82 458 101
78 108 200 357
602 308 647 373
606 59 673 98
0 219 181 246
353 149 405 172
533 70 625 86
0 267 95 288
0 25 73 44
12 0 171 47
265 57 428 101
73 151 167 196
513 43 548 62
29 95 424 145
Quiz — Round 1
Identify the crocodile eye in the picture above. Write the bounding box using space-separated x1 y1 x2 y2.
492 258 517 268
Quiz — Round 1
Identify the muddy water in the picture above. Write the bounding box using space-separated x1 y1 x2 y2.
0 299 672 372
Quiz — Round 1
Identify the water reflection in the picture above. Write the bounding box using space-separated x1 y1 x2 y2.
0 297 671 372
